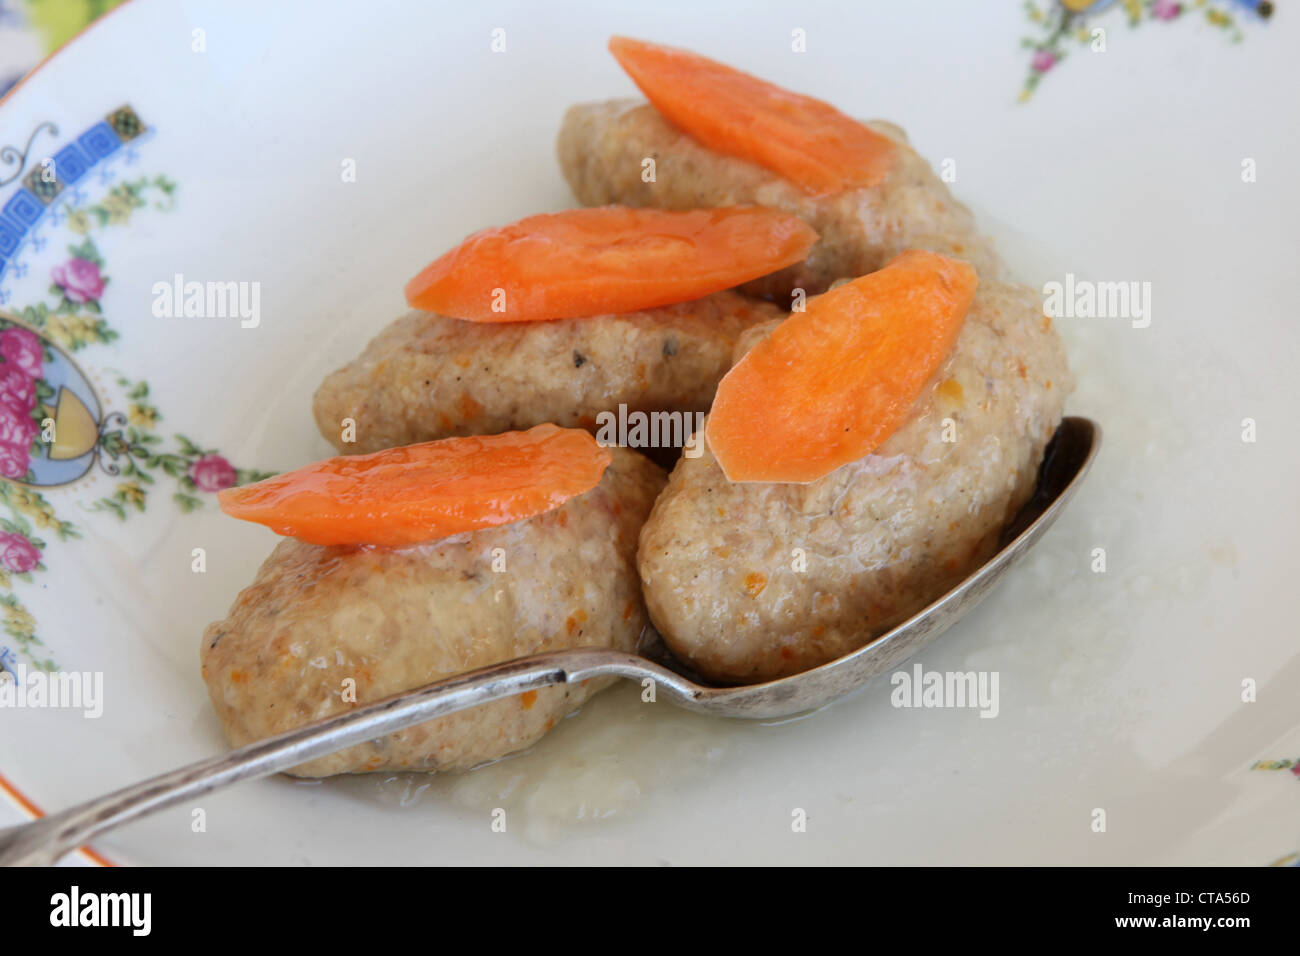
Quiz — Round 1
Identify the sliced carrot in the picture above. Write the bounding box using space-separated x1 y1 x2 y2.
706 250 978 483
608 36 897 196
218 425 611 547
404 206 817 322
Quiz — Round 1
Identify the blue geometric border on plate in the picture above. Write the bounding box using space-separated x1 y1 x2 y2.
0 105 153 289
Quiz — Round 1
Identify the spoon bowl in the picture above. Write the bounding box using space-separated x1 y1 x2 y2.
646 415 1101 717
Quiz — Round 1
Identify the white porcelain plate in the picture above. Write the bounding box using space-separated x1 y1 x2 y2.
0 0 1297 865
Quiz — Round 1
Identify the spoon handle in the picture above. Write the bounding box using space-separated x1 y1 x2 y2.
0 647 654 866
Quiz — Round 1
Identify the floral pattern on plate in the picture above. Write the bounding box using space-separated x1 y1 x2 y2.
0 108 269 674
1019 0 1274 101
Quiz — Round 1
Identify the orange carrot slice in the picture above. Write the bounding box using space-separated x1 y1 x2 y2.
706 250 978 483
218 425 611 547
404 206 817 322
608 36 897 196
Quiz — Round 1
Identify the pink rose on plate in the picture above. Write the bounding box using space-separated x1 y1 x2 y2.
190 454 237 492
1152 0 1181 20
1031 50 1057 73
0 442 28 480
0 403 37 450
0 327 44 380
0 365 36 413
51 257 106 306
0 531 40 573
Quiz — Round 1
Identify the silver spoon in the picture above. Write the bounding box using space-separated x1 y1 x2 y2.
0 417 1099 866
